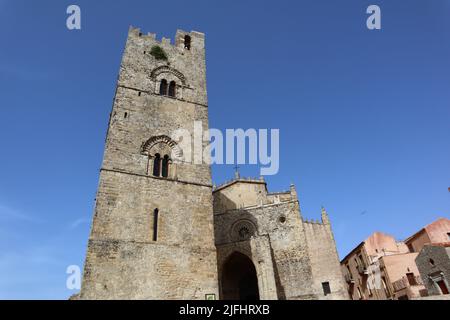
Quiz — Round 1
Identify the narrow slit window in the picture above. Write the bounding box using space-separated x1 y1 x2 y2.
153 154 161 177
184 35 191 50
153 208 159 241
159 79 168 95
322 282 331 296
162 155 169 178
168 81 176 97
124 112 128 119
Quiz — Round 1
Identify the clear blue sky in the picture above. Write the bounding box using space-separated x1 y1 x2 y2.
0 0 449 299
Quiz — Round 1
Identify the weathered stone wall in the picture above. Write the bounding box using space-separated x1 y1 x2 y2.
216 236 279 300
118 27 208 106
213 179 268 213
213 180 347 300
416 245 450 296
214 201 316 300
213 178 296 214
80 25 347 301
303 220 349 299
102 27 211 185
82 239 217 299
80 27 219 299
90 171 215 246
267 192 291 204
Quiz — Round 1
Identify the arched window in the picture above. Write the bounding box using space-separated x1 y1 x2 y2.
184 35 191 50
168 81 176 97
153 154 161 176
161 155 169 178
159 79 168 95
153 208 159 241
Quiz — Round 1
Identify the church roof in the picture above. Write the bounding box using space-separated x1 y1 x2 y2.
213 176 266 193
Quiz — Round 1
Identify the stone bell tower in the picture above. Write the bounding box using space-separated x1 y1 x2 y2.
79 27 219 299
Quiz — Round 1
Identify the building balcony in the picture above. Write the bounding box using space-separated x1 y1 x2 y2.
357 264 369 275
345 273 355 283
393 275 424 292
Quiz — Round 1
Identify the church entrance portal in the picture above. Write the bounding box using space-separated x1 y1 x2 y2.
221 252 260 300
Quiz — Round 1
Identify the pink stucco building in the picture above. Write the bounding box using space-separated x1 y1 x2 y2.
405 218 450 253
341 218 450 300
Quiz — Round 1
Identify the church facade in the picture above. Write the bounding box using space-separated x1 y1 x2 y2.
79 27 348 300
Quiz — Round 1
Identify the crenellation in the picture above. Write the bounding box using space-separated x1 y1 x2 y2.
161 37 171 45
128 26 204 52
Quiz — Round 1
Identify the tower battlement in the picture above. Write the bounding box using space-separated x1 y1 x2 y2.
127 26 205 50
117 26 208 107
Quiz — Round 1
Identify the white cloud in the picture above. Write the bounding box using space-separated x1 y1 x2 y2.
69 218 90 229
0 204 43 223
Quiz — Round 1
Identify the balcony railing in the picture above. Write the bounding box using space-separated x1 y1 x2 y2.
392 276 424 292
357 264 368 275
345 273 355 283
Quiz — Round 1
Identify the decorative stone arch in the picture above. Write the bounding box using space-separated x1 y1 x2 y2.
141 135 183 179
141 135 183 157
216 237 278 300
220 247 254 268
150 66 186 99
150 66 187 85
220 251 260 300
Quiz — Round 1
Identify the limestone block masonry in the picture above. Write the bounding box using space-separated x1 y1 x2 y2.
213 178 348 300
79 27 218 299
79 27 348 300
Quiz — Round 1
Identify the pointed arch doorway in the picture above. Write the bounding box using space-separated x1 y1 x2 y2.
221 252 260 300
